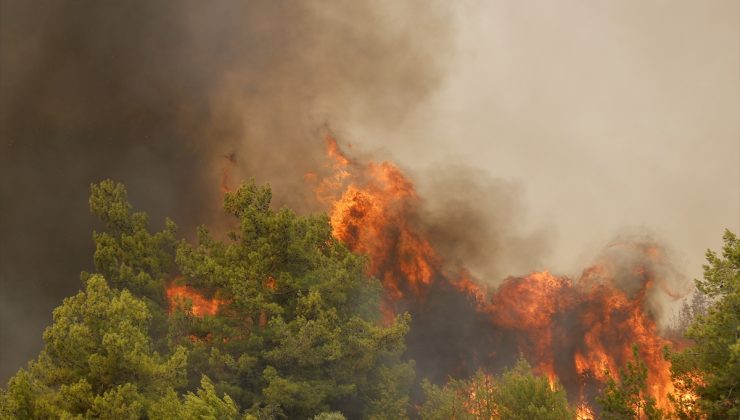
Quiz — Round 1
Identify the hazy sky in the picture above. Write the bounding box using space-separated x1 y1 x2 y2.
346 0 740 281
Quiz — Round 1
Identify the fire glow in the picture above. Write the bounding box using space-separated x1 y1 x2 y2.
165 134 687 415
313 135 682 413
166 283 223 317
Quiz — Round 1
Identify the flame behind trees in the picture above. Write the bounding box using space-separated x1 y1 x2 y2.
167 181 418 418
419 358 573 419
313 136 684 414
166 283 223 317
0 147 735 418
1 180 416 419
666 230 740 419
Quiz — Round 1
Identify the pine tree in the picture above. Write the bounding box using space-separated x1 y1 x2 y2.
596 345 663 420
173 181 414 418
0 275 187 419
667 230 739 419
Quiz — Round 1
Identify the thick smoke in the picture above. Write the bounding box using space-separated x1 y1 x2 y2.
419 165 554 286
0 0 453 380
583 232 692 326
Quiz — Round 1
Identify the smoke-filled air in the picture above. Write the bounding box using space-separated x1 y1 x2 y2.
1 1 738 419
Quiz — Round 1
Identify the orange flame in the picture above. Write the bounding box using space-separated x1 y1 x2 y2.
312 137 681 412
576 403 595 419
485 267 675 410
315 134 439 304
166 284 223 317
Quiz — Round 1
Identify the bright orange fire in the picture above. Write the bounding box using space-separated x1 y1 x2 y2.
166 284 223 317
312 135 681 413
315 134 439 305
576 403 595 419
484 266 674 409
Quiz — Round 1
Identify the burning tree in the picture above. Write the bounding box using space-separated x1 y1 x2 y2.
171 181 415 418
312 136 688 416
1 180 414 419
1 146 737 419
596 345 663 419
420 358 573 420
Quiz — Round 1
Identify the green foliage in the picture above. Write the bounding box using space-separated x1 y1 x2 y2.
667 229 739 419
23 180 740 420
596 345 663 420
419 369 496 420
89 179 177 301
312 412 347 420
420 358 572 420
0 275 186 419
419 379 459 420
171 180 415 418
2 179 414 419
495 359 573 420
87 180 178 354
149 376 239 420
0 178 408 419
363 360 416 419
665 289 708 341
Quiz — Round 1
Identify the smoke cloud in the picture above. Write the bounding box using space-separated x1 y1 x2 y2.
2 0 737 387
354 0 739 282
420 165 553 286
0 0 453 380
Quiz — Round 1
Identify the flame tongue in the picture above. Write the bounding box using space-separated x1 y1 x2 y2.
313 137 678 411
485 267 674 409
318 135 439 302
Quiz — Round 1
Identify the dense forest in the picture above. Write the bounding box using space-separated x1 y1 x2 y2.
1 180 737 419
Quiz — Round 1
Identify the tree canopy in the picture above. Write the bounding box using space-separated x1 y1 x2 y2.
0 275 187 418
419 358 573 420
2 179 737 419
2 180 413 419
667 230 739 419
596 345 663 420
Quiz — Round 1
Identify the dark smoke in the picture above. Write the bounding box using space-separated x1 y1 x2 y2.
419 165 554 286
0 0 453 381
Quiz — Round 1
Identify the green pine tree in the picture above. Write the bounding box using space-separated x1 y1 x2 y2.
667 229 739 419
173 180 414 418
420 358 572 420
596 345 663 420
0 275 187 419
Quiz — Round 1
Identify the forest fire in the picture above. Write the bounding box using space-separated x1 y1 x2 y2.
166 283 223 317
3 2 733 418
315 135 440 305
576 403 595 420
312 135 681 413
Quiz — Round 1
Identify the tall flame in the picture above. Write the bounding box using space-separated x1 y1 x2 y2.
316 135 439 306
312 135 680 412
